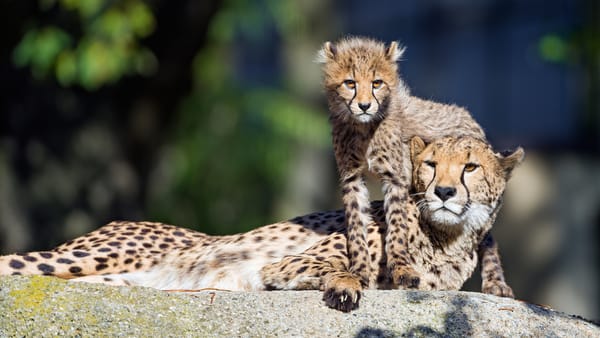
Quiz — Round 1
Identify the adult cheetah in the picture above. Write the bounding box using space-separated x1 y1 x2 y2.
0 136 523 312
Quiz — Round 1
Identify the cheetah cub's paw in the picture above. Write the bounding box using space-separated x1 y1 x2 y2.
391 265 421 289
323 273 363 312
482 281 514 298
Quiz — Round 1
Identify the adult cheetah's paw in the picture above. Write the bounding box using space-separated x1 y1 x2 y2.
482 281 514 298
391 265 421 289
323 274 362 312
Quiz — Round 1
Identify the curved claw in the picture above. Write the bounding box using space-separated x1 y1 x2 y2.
323 288 361 312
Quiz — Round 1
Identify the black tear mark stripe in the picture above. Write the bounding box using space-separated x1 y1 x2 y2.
348 66 357 107
460 168 470 202
425 166 437 192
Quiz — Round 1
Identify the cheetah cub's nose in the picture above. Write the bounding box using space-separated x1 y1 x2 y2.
434 186 457 201
358 102 371 112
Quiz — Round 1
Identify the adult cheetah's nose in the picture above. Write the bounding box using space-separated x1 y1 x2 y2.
434 186 457 201
358 102 371 112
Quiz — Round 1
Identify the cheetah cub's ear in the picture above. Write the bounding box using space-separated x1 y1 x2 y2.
386 41 406 63
409 136 427 162
316 41 337 63
496 147 525 179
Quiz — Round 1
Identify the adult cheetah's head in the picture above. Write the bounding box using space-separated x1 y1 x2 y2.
317 37 404 124
410 136 524 233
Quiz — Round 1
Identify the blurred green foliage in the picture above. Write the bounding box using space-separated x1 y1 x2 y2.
146 0 330 233
11 0 330 234
13 0 157 89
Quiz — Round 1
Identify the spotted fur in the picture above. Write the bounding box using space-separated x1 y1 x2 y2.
0 136 523 312
317 37 486 289
261 136 524 311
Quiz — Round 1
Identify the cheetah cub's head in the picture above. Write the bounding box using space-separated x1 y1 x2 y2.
410 136 524 233
317 37 405 124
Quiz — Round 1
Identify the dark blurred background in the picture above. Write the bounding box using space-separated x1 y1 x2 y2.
0 0 597 320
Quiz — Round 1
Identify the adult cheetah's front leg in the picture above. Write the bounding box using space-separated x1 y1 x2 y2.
261 253 362 312
479 232 514 298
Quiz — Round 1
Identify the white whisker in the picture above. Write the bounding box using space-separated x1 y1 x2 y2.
410 192 425 197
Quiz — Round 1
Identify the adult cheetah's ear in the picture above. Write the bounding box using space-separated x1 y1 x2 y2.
316 41 337 63
496 147 525 179
410 136 427 162
385 41 406 62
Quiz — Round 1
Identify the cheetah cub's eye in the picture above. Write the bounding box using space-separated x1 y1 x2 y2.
424 160 436 168
464 163 479 172
343 79 356 89
372 79 383 89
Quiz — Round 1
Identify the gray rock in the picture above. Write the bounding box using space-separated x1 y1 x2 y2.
0 275 597 337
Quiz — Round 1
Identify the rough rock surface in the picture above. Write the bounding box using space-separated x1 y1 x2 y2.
0 276 597 337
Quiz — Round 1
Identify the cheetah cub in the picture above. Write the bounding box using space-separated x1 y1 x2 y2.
317 37 485 288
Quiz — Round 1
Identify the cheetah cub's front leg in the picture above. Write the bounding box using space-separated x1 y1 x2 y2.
369 118 420 288
332 128 374 288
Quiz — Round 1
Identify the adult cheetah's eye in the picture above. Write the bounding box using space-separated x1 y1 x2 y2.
424 160 436 168
343 79 356 89
372 79 383 89
464 163 479 172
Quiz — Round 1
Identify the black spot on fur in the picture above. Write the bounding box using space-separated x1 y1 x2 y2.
37 263 55 274
73 251 90 258
57 258 74 264
68 266 82 274
9 259 25 269
39 252 53 259
95 264 109 271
